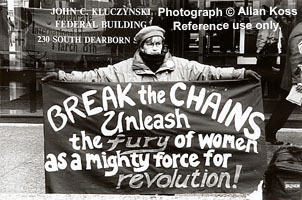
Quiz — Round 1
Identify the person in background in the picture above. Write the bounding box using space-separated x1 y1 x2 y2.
277 14 295 82
256 5 280 98
42 26 260 82
265 22 302 145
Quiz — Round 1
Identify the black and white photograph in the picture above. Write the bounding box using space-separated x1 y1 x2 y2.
0 0 302 199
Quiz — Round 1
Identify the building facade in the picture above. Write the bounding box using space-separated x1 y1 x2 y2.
0 0 301 122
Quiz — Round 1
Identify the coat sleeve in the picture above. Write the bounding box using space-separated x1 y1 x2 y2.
288 32 302 84
58 66 114 82
57 59 131 82
187 61 245 80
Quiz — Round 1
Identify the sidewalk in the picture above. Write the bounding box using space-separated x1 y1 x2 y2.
0 194 247 200
0 123 301 199
0 124 44 194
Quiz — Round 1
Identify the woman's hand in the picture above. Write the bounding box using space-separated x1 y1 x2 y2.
41 72 58 82
244 70 261 80
296 83 302 93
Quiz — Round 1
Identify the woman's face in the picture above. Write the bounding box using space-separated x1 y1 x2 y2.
141 36 163 55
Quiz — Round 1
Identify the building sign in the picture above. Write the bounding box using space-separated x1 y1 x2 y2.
24 7 150 55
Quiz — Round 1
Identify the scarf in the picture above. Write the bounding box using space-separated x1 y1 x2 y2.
139 51 166 73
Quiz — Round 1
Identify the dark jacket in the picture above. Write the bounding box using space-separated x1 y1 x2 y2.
281 22 302 91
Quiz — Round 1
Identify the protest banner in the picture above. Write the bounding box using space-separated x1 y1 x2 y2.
42 80 266 194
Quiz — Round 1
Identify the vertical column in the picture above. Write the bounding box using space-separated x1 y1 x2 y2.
0 2 9 114
198 0 204 63
8 0 15 68
296 0 302 23
8 0 17 114
173 0 184 57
